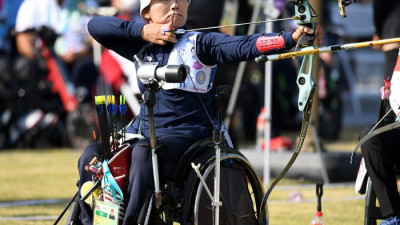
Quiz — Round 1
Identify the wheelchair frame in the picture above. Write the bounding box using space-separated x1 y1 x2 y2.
363 168 400 225
139 80 267 225
364 176 381 225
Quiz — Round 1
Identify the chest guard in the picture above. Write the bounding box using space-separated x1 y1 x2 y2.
161 32 217 93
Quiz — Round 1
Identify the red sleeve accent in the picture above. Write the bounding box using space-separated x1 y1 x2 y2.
256 35 285 53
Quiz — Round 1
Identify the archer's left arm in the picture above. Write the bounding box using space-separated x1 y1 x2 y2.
196 24 322 65
196 31 295 65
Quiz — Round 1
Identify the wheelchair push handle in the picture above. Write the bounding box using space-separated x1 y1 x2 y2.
213 85 232 126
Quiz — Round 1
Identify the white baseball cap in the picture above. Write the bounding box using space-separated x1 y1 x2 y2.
140 0 191 20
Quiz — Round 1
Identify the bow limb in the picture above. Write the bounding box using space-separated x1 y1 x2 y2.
259 83 315 216
259 1 317 218
349 100 393 164
259 49 316 204
350 119 400 164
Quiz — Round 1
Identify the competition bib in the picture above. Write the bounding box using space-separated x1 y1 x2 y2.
161 32 217 93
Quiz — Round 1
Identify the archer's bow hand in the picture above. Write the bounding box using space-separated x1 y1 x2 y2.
292 23 324 46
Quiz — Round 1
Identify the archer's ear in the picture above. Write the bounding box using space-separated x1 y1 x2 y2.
142 8 150 21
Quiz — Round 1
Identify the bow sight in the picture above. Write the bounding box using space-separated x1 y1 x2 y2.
338 0 357 17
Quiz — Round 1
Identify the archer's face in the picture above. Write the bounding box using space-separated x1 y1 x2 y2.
142 0 188 29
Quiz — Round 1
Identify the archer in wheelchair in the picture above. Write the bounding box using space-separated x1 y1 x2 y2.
358 50 400 225
63 0 324 224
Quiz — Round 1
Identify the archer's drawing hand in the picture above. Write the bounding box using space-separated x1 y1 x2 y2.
141 23 177 45
292 23 324 45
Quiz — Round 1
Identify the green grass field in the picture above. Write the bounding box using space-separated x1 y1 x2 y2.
0 148 371 225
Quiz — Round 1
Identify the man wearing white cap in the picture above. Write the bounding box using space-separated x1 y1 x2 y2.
77 0 324 224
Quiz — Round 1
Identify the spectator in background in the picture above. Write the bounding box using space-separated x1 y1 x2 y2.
359 1 400 225
0 0 24 149
185 0 225 31
15 0 98 104
372 0 400 80
360 54 400 225
0 0 24 106
0 0 24 57
110 0 140 18
97 0 142 117
368 0 400 136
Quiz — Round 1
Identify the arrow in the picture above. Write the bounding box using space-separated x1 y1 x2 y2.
256 37 400 63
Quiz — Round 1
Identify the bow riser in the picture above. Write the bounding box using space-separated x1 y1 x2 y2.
297 47 316 111
289 0 316 47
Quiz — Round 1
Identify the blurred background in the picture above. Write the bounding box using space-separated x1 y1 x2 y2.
0 0 385 151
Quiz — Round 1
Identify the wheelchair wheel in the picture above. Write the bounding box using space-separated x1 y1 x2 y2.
62 193 83 225
137 190 175 225
180 147 267 225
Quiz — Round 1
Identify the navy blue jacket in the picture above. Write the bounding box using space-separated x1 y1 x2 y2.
88 16 296 140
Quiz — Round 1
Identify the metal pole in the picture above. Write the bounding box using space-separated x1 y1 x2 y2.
263 0 274 188
213 142 221 225
148 105 162 207
224 0 262 128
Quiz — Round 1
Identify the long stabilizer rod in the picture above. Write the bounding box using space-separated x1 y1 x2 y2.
255 37 400 63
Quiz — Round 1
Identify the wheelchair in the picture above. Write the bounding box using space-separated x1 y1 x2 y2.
61 138 267 225
364 176 382 225
363 167 400 225
58 80 268 225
